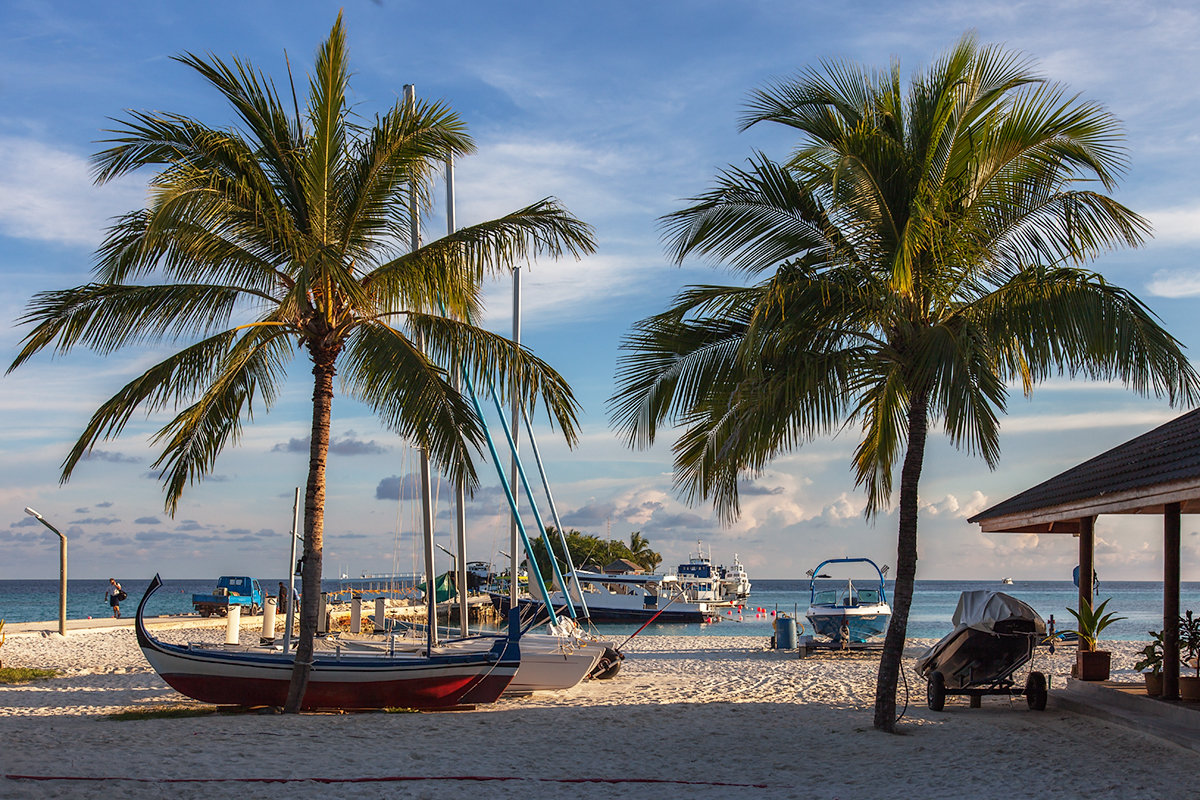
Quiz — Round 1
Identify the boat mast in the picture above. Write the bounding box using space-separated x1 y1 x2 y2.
405 84 438 652
446 155 470 636
509 266 521 610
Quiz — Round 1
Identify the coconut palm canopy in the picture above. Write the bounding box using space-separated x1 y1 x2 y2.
609 34 1199 731
8 15 596 711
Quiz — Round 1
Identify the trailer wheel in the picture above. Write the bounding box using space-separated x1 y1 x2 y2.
199 609 211 618
927 670 946 711
218 608 228 617
1025 671 1047 711
250 604 260 615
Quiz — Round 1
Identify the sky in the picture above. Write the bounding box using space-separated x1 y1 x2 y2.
4 0 1200 583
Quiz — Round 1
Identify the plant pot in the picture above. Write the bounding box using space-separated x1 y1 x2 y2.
1076 649 1111 681
1180 675 1200 701
1144 671 1163 696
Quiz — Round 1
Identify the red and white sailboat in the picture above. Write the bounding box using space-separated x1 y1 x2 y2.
135 575 520 710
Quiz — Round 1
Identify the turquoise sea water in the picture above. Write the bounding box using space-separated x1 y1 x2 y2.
4 577 1197 642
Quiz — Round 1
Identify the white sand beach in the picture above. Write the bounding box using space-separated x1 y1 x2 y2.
0 624 1192 799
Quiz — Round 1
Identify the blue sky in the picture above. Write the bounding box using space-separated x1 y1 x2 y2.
4 0 1200 582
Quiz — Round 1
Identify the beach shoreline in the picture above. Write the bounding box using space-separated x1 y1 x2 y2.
0 627 1192 799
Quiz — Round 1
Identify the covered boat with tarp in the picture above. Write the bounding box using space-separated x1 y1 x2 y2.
916 589 1048 711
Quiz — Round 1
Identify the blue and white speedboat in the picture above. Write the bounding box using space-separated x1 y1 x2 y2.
805 557 891 643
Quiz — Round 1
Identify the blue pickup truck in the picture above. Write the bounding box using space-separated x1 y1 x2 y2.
192 576 263 617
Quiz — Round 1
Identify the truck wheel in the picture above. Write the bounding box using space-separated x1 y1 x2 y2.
250 604 260 615
1025 671 1048 711
218 608 228 617
927 670 947 712
200 609 211 618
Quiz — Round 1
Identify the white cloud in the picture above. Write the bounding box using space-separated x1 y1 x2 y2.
0 136 144 249
1145 205 1200 246
1000 409 1178 434
921 490 989 519
1147 269 1200 298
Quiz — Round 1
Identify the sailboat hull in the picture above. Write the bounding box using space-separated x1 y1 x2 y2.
136 576 518 710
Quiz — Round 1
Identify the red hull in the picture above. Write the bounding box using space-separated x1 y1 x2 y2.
160 670 504 710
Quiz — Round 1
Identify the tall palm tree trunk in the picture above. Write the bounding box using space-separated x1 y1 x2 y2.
873 388 929 732
284 347 336 713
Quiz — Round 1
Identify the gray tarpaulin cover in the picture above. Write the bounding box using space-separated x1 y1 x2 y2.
916 590 1045 673
952 590 1046 635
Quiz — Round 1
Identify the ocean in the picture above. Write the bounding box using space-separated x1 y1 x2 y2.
3 577 1198 642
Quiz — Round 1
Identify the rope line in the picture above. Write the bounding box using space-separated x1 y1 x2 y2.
5 774 777 788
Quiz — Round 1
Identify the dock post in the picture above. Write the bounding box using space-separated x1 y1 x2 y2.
375 597 387 633
225 605 241 645
350 595 362 633
260 596 277 643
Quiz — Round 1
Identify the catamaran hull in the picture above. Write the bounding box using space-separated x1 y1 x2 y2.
806 606 890 643
136 575 518 710
335 631 602 693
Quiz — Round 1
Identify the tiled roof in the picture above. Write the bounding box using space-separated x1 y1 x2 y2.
968 408 1200 522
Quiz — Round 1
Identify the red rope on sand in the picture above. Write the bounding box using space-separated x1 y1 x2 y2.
5 775 775 788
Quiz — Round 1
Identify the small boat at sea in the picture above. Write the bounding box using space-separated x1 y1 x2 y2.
135 575 520 710
1001 577 1014 585
493 569 715 624
805 557 891 644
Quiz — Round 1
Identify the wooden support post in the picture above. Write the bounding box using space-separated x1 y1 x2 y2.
1078 516 1095 651
1164 502 1181 701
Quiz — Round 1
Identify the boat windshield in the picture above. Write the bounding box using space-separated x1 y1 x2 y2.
813 589 839 605
856 589 881 604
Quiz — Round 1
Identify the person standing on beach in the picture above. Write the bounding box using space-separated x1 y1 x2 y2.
278 582 288 616
105 578 126 619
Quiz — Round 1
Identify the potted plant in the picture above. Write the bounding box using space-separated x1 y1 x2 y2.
1066 598 1125 681
1179 610 1200 701
1133 630 1164 696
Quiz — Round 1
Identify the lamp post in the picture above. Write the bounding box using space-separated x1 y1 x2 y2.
24 507 67 636
435 543 456 575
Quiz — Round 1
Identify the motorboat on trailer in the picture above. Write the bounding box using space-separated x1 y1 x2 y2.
805 557 891 644
135 575 520 710
494 570 715 624
915 590 1048 711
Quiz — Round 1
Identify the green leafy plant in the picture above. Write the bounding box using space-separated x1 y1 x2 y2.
1179 610 1200 677
1133 629 1164 675
1065 598 1126 650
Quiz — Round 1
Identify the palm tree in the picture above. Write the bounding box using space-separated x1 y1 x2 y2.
8 15 595 713
628 531 661 572
609 33 1198 732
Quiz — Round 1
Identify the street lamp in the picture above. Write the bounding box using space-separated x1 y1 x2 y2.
435 543 456 573
24 507 67 636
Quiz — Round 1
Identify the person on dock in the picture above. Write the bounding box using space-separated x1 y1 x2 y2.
105 578 126 619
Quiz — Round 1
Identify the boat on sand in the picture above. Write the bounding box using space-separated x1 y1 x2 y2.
805 557 891 644
135 575 520 710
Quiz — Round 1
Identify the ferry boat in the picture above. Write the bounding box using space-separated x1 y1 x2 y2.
672 542 752 606
493 569 715 624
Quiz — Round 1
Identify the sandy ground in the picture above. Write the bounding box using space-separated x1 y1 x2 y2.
0 624 1191 800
